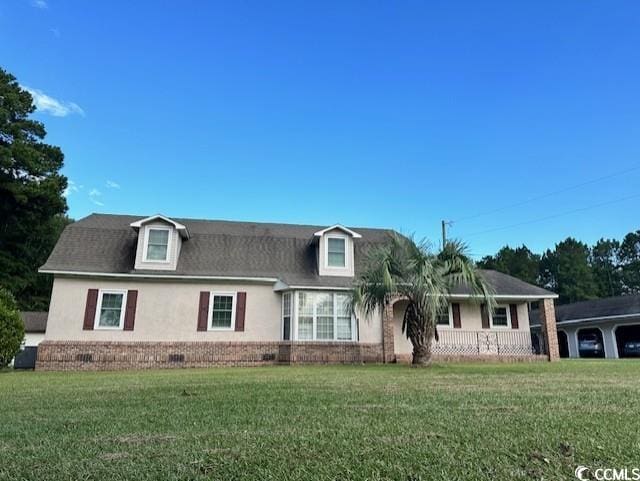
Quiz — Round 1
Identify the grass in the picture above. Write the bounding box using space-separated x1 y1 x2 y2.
1 362 639 480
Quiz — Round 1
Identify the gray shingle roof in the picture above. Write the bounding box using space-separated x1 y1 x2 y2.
452 270 556 298
41 213 555 296
20 311 47 332
530 294 640 326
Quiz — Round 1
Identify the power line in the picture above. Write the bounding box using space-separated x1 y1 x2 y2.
453 164 640 223
463 192 640 238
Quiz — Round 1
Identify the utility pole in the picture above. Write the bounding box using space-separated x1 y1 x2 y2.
441 220 453 248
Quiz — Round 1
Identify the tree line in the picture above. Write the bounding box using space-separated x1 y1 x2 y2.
477 232 640 304
0 67 70 311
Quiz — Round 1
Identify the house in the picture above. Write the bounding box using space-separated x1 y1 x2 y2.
530 295 640 359
36 213 560 370
13 311 47 369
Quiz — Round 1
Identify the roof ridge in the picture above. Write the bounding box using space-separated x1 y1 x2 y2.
79 213 393 232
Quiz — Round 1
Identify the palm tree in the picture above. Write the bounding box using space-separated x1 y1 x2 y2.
353 233 495 366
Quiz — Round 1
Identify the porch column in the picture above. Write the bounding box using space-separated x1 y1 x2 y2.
565 328 579 358
540 298 560 361
602 326 618 359
382 300 395 363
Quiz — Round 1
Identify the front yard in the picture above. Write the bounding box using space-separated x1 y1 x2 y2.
1 361 639 480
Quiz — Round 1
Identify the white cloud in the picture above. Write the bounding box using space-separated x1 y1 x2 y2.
63 180 80 197
90 198 105 207
106 180 120 189
31 0 48 9
89 188 102 197
22 86 84 117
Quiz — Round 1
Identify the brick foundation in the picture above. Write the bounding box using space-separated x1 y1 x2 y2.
35 341 385 371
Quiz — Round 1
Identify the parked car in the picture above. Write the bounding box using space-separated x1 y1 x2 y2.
622 341 640 357
579 334 604 357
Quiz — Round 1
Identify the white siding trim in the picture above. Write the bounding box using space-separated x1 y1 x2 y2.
94 289 127 330
207 291 237 331
142 226 172 263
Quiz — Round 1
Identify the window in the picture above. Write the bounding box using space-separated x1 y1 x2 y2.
208 292 236 330
294 291 354 341
491 306 510 328
95 290 127 329
282 292 292 340
316 293 334 340
145 227 170 262
436 305 451 326
327 237 346 267
298 292 314 340
336 293 352 340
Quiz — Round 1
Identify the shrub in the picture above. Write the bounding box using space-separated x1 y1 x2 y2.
0 288 24 368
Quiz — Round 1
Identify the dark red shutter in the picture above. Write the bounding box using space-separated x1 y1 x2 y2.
481 303 490 329
123 290 138 331
509 304 519 329
197 292 209 331
83 289 98 330
452 303 461 329
235 292 246 332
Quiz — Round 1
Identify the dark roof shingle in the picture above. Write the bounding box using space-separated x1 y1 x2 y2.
530 295 640 326
41 213 556 296
20 311 47 332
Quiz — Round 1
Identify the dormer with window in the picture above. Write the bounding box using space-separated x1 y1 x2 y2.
130 215 189 271
314 225 361 277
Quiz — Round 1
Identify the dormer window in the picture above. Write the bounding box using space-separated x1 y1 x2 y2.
314 224 361 277
144 227 170 262
131 215 189 271
327 237 346 267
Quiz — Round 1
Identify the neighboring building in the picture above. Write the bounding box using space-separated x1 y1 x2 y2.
13 311 48 369
37 213 559 370
530 295 640 359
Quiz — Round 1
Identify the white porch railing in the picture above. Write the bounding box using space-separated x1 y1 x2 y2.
432 329 535 356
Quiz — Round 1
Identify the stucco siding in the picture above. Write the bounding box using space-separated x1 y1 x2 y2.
47 277 281 342
46 277 383 344
23 333 46 347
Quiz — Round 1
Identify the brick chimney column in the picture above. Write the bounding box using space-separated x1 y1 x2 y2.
539 298 560 362
382 300 395 363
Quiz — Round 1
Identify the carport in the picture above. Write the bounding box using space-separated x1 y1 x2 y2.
615 324 640 358
530 295 640 359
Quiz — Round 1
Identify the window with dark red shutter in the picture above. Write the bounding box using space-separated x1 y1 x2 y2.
509 304 519 329
235 292 246 332
197 292 209 331
83 289 99 330
123 290 138 331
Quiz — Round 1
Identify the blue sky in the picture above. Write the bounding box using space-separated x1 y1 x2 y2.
1 1 639 258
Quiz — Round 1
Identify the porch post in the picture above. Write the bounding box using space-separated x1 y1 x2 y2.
382 300 395 363
539 298 560 361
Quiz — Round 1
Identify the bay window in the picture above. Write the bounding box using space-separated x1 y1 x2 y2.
283 291 355 341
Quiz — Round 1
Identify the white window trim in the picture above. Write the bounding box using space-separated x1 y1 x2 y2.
490 305 511 329
282 292 292 341
208 291 237 331
436 304 453 328
293 291 356 342
325 234 348 269
94 289 127 330
142 226 172 263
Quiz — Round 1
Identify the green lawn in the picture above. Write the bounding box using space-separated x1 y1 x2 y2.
1 362 639 480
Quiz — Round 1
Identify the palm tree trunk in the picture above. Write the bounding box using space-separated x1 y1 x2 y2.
403 302 435 366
